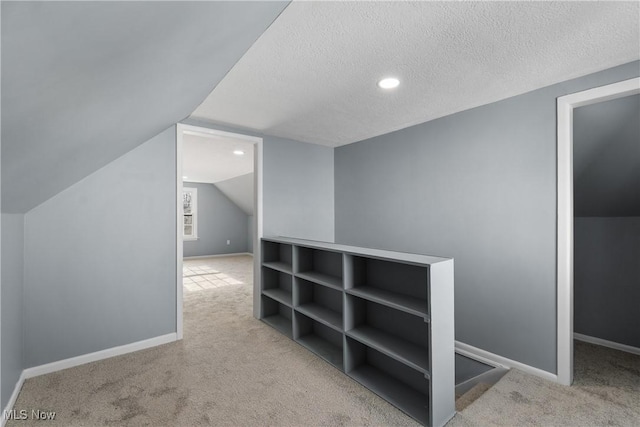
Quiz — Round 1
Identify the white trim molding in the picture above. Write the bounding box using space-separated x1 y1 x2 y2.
455 341 557 383
574 333 640 356
556 77 639 386
23 333 176 379
176 125 184 340
183 252 253 260
2 372 26 427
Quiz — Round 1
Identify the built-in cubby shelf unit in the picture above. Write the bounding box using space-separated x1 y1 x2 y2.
260 237 455 427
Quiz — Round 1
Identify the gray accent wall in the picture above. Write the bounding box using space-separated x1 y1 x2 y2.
334 61 640 374
23 127 176 368
574 217 640 348
263 136 334 242
1 214 24 409
183 182 249 257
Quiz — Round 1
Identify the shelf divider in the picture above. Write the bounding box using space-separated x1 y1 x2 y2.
346 286 428 319
296 303 342 331
262 288 292 307
296 271 342 290
263 261 293 274
347 325 429 376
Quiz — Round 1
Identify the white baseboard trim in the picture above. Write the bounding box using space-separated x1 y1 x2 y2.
574 333 640 356
455 340 558 383
2 371 26 427
184 252 252 260
23 333 177 379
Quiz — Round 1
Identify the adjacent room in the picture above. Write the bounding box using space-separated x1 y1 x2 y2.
1 2 638 426
180 127 255 296
572 94 640 387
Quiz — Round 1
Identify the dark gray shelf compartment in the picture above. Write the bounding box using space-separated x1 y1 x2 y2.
262 267 293 306
346 338 430 425
348 256 428 318
295 312 344 370
297 246 343 289
262 240 293 273
261 295 292 338
346 296 429 374
296 271 342 290
296 277 343 331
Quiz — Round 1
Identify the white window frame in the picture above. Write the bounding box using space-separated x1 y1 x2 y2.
182 187 198 241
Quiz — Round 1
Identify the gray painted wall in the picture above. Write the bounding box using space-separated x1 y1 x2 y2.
574 217 640 348
334 61 640 374
183 182 248 257
1 214 24 409
263 136 335 242
23 127 176 368
1 1 289 214
574 94 640 217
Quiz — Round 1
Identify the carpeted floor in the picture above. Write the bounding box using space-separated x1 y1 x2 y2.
8 255 420 426
449 340 640 426
9 255 639 426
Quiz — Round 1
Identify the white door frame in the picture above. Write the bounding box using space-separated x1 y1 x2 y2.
175 123 264 339
556 77 639 386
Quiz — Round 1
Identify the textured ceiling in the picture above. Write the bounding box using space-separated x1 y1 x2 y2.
183 134 254 184
574 94 640 217
1 1 288 213
192 1 640 147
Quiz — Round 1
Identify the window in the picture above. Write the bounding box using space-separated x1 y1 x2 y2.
183 187 198 240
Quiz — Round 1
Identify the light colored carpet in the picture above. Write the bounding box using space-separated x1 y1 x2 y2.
448 340 640 426
10 255 636 426
8 255 420 426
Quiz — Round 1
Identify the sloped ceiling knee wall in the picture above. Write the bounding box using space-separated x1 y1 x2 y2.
1 1 288 214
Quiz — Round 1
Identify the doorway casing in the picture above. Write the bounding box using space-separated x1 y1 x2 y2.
556 77 639 386
176 124 264 339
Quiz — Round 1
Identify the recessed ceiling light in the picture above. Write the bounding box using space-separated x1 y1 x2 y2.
378 77 400 89
182 176 188 180
233 150 245 156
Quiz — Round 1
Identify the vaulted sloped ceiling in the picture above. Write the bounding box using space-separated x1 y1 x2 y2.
1 1 288 213
214 173 254 216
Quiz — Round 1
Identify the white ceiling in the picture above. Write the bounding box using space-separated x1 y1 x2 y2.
182 134 254 184
191 1 640 147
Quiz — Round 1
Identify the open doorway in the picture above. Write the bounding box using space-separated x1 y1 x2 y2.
556 77 639 385
175 124 263 339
